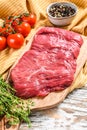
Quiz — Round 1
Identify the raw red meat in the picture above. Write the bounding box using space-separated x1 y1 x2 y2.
10 27 83 98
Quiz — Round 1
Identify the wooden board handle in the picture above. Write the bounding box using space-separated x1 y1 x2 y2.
0 118 19 130
0 118 4 130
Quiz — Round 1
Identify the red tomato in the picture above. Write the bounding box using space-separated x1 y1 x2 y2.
0 27 7 37
11 18 21 27
0 26 2 32
21 14 30 24
14 22 31 37
1 24 14 37
5 16 13 24
28 13 36 26
22 13 36 27
7 33 24 49
0 36 7 51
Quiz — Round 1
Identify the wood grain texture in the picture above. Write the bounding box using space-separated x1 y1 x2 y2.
19 85 87 130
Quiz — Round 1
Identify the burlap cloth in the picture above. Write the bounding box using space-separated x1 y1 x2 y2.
0 0 87 92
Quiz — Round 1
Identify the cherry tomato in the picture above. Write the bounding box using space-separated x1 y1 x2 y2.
0 27 7 37
22 13 36 27
0 24 14 37
0 36 7 51
7 33 24 49
28 13 36 26
5 16 13 24
14 22 31 37
0 26 2 32
21 14 30 24
11 18 21 27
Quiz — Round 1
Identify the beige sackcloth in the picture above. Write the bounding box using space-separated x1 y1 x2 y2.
0 0 87 92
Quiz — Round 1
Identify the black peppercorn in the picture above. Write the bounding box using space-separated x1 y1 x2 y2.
49 4 76 18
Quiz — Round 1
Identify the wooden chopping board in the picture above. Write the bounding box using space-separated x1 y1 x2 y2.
1 35 87 130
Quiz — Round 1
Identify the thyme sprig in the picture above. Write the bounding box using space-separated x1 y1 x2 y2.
0 76 33 126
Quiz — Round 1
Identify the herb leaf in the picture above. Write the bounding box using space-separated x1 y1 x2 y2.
0 76 33 126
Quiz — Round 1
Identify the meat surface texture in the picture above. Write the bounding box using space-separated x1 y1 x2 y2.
10 27 83 98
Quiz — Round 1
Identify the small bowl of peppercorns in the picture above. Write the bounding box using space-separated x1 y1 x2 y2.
46 2 77 26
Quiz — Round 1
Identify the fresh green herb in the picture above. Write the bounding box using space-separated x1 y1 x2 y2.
0 76 33 127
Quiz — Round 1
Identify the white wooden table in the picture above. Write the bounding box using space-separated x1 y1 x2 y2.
19 85 87 130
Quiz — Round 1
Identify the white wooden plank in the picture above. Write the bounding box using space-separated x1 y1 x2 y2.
19 85 87 130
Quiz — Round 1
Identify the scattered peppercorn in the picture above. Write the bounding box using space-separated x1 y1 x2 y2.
49 4 76 18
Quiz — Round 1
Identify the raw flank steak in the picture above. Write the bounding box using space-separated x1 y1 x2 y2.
10 27 83 99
